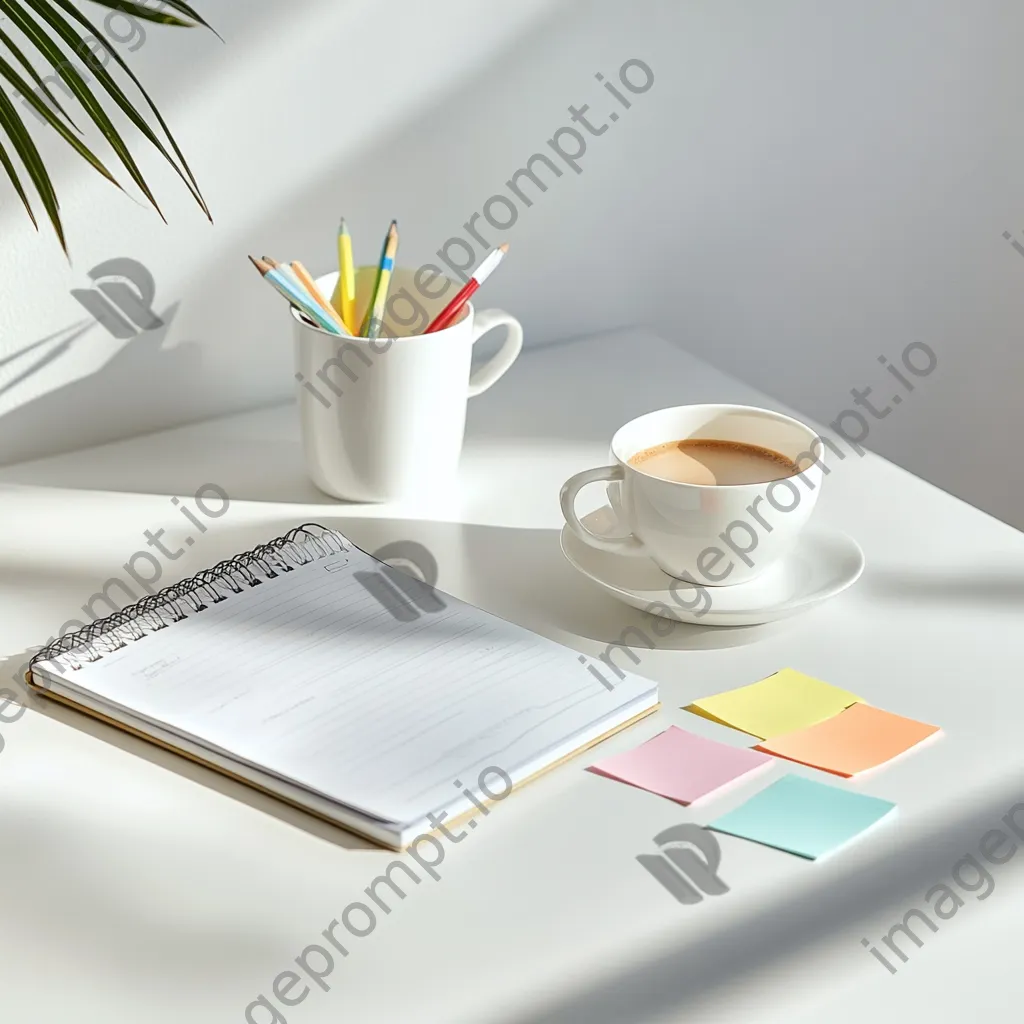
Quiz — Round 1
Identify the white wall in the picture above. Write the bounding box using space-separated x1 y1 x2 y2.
2 0 1024 528
0 0 567 457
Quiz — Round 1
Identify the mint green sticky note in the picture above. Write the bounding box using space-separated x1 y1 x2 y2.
708 775 896 860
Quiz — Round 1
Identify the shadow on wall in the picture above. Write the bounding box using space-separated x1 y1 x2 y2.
0 321 93 397
0 302 201 465
0 0 577 469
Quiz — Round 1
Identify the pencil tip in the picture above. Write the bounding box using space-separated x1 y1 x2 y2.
498 242 509 253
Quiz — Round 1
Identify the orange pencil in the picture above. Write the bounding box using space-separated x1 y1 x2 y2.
288 260 348 333
248 256 344 335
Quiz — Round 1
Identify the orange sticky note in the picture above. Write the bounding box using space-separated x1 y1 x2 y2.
754 702 941 777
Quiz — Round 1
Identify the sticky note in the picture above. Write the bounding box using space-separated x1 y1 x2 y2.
686 668 861 740
754 702 941 777
587 725 773 805
708 774 896 860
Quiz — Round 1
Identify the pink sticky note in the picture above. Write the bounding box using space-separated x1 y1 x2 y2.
587 725 774 805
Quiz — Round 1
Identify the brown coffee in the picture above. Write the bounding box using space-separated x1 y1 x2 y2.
628 438 799 485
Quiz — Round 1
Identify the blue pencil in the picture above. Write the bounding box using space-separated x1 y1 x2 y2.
249 256 344 335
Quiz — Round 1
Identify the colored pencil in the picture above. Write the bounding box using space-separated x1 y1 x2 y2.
261 256 303 292
248 256 344 335
360 220 398 340
424 243 508 334
262 257 336 330
261 256 315 311
264 257 345 333
331 218 357 334
289 260 348 333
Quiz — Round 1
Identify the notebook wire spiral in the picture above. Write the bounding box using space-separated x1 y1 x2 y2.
30 523 346 674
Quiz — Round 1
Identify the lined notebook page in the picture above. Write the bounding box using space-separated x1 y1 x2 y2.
45 547 656 824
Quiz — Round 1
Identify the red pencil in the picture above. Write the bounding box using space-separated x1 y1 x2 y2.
424 243 508 333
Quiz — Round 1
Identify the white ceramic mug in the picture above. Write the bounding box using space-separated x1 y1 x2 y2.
292 268 522 502
559 405 826 585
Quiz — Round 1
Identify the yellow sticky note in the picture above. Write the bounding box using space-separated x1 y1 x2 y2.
686 669 861 740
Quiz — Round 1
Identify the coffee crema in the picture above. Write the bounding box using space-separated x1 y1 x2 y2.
627 438 800 486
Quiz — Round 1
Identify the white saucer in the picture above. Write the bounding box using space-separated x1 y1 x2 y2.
560 507 865 627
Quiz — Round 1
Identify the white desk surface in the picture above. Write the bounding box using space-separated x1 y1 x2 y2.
2 329 1023 1023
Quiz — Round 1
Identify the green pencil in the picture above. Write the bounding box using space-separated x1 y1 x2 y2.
360 220 398 339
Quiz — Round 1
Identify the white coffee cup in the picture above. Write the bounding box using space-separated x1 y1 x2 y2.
559 404 826 585
292 267 522 502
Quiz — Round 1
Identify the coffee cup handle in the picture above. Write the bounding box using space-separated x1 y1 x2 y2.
468 309 523 397
560 466 646 554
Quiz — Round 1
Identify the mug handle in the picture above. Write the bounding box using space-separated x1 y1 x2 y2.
560 466 645 554
468 309 523 397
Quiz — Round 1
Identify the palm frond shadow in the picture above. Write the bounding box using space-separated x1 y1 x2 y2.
0 318 92 400
0 302 205 465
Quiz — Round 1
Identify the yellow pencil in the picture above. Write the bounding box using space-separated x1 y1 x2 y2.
289 260 348 333
360 219 398 340
331 218 357 333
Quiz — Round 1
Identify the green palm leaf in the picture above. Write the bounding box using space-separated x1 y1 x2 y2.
83 1 193 27
88 0 220 37
2 0 168 218
0 136 39 227
0 86 64 249
0 51 121 183
44 0 210 215
0 24 79 127
0 0 213 251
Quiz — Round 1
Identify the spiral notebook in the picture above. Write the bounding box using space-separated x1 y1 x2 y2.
28 525 659 849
